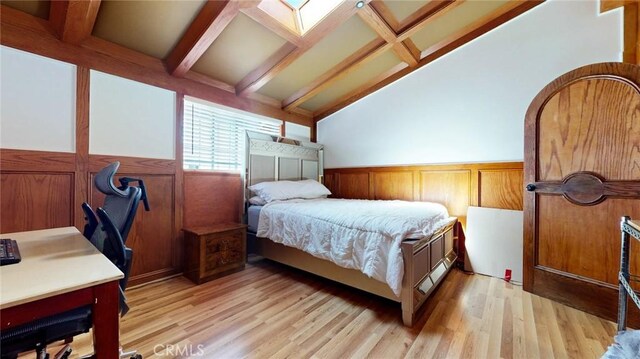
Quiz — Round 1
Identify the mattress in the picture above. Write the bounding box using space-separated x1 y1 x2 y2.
247 205 262 233
256 198 451 296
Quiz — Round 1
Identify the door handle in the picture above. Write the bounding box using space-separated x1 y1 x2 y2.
526 183 536 192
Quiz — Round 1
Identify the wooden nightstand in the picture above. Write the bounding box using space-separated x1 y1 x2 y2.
183 223 247 284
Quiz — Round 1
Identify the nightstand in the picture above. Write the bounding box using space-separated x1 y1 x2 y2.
183 223 247 284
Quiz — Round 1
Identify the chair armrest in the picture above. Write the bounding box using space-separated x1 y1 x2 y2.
81 203 99 240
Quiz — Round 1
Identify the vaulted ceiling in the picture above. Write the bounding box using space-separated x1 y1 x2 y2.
1 0 542 123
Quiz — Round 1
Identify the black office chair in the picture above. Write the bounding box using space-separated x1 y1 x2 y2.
0 162 149 359
83 162 149 315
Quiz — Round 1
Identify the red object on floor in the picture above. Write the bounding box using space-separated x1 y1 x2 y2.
505 269 512 282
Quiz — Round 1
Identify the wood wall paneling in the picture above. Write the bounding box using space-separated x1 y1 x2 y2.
0 68 233 288
174 94 185 278
419 170 470 222
183 171 243 229
90 172 177 285
325 162 523 229
0 149 76 172
337 172 370 200
0 172 74 233
372 171 414 201
75 67 90 228
86 156 181 286
323 172 338 197
478 169 523 210
88 155 176 174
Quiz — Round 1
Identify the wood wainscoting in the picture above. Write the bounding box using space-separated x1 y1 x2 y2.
88 154 181 286
0 150 247 287
324 162 524 226
0 149 184 286
0 74 244 287
183 171 243 228
0 150 77 233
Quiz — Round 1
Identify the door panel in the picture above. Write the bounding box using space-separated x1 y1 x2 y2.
537 196 640 284
524 63 640 327
538 79 640 181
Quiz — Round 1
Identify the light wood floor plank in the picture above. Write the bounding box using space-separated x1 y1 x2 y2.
34 260 616 359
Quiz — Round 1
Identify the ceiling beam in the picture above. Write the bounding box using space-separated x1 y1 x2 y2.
183 71 236 93
282 39 390 110
235 0 365 96
314 0 544 120
403 39 421 61
599 1 639 64
395 1 455 33
0 5 312 127
624 2 639 64
165 0 241 77
392 42 418 67
369 1 400 31
357 3 450 68
240 6 304 46
397 0 466 42
49 0 101 45
235 42 298 97
357 5 419 66
285 1 447 111
313 62 407 118
601 0 637 13
357 4 396 43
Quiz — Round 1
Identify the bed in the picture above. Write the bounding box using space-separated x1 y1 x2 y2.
244 131 459 326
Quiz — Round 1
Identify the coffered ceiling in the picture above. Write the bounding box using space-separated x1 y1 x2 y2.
1 0 543 122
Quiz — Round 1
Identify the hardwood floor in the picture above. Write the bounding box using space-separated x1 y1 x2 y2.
61 260 616 358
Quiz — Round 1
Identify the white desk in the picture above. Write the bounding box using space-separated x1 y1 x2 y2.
0 227 123 358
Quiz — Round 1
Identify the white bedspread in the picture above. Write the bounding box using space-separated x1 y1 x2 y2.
256 198 451 297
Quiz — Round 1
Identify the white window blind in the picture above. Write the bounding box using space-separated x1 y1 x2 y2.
183 99 282 170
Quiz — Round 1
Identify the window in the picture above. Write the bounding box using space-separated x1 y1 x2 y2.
183 99 282 171
282 0 308 9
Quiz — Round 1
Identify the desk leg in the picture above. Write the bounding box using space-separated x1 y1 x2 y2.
92 281 120 359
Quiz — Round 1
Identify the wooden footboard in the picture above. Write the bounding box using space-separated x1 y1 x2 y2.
400 218 458 326
251 217 458 326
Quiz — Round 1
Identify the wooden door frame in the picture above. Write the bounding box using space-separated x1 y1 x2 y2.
524 62 640 326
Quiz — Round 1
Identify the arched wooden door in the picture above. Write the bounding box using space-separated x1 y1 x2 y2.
524 62 640 326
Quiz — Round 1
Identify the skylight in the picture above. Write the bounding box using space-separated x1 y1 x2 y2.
271 0 342 35
282 0 308 10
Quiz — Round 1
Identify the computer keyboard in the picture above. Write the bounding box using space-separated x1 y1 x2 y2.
0 238 21 266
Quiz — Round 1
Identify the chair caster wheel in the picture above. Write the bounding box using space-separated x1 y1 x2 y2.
130 355 142 359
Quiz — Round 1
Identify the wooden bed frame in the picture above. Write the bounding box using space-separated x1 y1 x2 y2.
244 131 459 326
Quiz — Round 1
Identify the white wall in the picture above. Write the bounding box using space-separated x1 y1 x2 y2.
90 70 176 159
285 122 311 141
0 46 77 152
317 0 622 168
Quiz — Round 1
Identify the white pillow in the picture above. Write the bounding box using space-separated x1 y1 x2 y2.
249 179 331 203
248 196 267 206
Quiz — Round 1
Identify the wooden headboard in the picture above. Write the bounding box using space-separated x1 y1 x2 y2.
244 131 324 197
